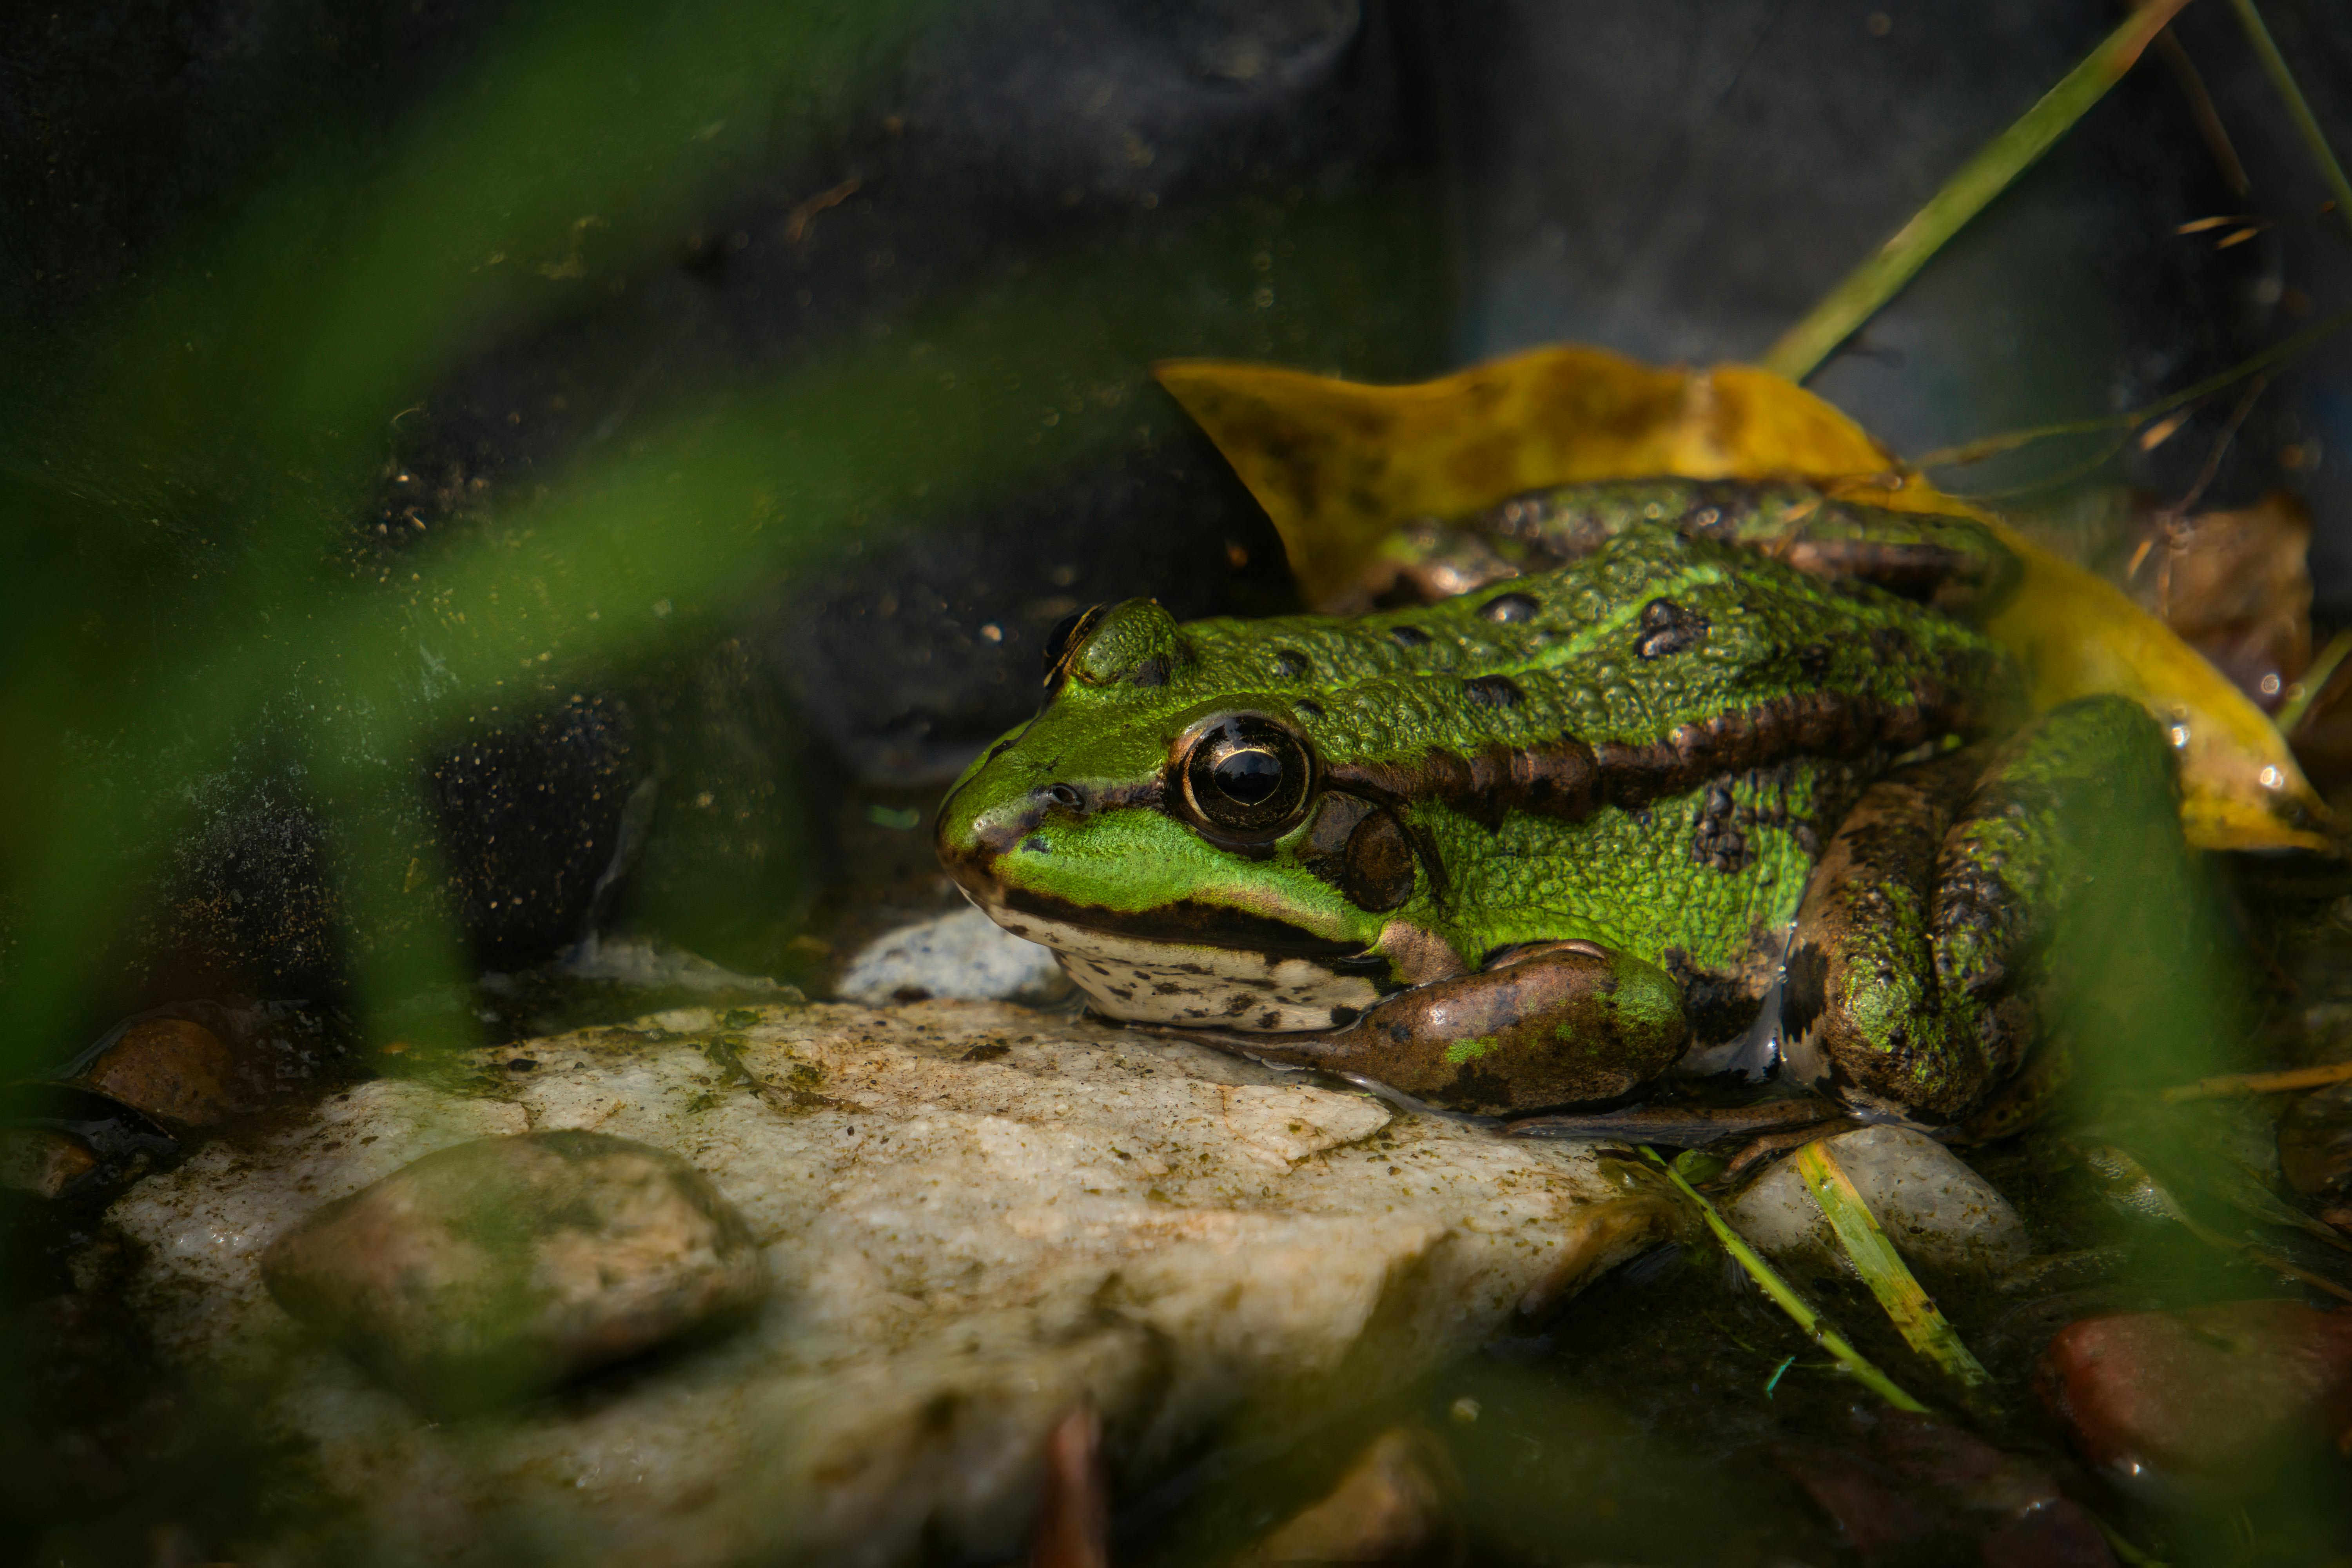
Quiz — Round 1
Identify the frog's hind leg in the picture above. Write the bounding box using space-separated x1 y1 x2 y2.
1782 695 2186 1124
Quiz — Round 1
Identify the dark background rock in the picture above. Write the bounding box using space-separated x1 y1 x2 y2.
1432 0 2352 572
3 0 2350 1050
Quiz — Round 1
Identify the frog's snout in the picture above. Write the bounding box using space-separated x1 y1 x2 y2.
935 773 1089 898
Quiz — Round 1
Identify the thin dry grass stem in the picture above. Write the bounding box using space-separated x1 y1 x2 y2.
1791 1141 1997 1410
2158 1058 2352 1100
2175 373 2270 515
2176 1209 2352 1305
1761 0 2192 382
1639 1145 1931 1414
2155 25 2251 196
1915 307 2352 471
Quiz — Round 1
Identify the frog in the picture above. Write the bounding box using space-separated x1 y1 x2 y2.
933 479 2194 1125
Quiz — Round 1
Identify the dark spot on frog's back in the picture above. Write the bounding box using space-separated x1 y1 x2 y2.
1295 699 1325 719
1328 1005 1361 1027
1797 643 1834 681
1388 624 1432 648
1272 648 1310 679
1635 599 1708 659
1463 675 1522 708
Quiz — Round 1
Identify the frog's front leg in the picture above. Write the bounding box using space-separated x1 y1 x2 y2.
1784 694 2185 1123
1235 941 1688 1115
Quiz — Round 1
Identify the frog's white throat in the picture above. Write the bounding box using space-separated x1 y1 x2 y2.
968 898 1381 1033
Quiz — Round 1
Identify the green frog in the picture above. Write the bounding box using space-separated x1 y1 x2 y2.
934 480 2191 1125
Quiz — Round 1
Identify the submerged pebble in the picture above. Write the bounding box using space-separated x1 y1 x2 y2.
2036 1299 2352 1495
1724 1125 2029 1275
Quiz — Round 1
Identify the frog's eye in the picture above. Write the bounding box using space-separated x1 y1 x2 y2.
1179 714 1314 838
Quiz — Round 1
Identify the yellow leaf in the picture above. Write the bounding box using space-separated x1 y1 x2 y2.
1152 346 2329 852
1978 518 2330 850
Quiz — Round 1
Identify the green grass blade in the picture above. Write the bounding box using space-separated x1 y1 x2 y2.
1762 0 2193 383
2226 0 2352 247
1639 1146 1929 1413
1792 1141 1996 1409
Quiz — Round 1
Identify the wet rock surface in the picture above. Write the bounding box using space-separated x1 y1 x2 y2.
91 999 1664 1566
2036 1299 2352 1497
1725 1124 2031 1276
261 1131 768 1412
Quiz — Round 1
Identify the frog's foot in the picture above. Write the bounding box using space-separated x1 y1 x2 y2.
1169 940 1689 1118
1782 695 2184 1124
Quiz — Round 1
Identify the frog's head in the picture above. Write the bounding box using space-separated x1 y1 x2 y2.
935 599 1444 1031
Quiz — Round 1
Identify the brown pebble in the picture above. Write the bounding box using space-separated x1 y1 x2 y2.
2037 1299 2352 1496
0 1129 98 1198
78 1018 237 1126
262 1130 767 1412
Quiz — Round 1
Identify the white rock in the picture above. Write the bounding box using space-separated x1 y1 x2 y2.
836 906 1071 1005
96 1000 1666 1568
1725 1124 2029 1275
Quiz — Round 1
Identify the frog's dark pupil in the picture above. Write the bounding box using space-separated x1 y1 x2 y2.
1212 747 1283 804
1182 713 1313 837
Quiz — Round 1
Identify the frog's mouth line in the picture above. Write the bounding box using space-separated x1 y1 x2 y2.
968 893 1389 1032
968 880 1380 966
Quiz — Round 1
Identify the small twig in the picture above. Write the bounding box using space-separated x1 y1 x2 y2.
1762 0 2192 381
783 176 862 244
2176 1209 2352 1305
1793 1141 1996 1409
2159 1059 2352 1101
1720 1118 1860 1182
2174 373 2268 515
1639 1145 1930 1413
1504 1099 1839 1143
2225 0 2352 249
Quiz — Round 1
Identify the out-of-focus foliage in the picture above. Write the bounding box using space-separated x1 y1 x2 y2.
0 0 1445 1075
1155 345 2331 851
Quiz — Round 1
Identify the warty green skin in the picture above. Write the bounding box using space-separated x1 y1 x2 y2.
936 524 2024 1089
